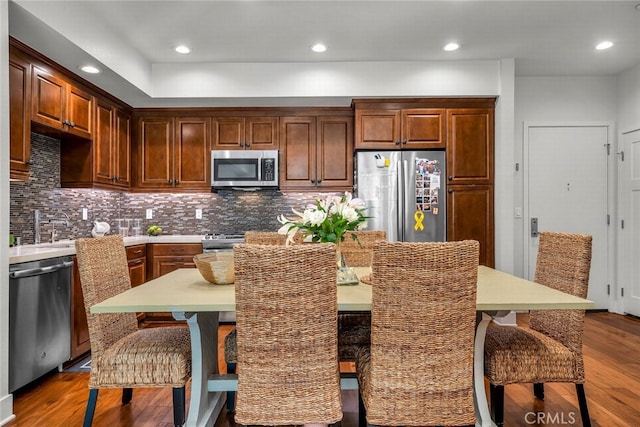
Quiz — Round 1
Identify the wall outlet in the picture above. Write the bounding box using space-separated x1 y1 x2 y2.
514 207 522 218
146 208 153 219
195 208 203 219
82 208 88 220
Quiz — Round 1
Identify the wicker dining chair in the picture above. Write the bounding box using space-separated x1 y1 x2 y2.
337 230 386 361
355 240 479 426
233 242 343 425
484 231 593 427
74 235 192 427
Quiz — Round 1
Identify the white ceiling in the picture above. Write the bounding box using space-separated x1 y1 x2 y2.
9 0 640 107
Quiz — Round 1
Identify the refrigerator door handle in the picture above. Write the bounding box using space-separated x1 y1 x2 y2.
397 160 404 241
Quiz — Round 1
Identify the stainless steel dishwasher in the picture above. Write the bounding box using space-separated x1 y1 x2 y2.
9 256 73 392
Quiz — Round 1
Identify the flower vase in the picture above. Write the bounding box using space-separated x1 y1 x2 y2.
336 240 359 285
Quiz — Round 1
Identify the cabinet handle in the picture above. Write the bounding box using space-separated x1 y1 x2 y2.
245 142 250 147
171 248 185 252
168 179 173 185
401 139 407 145
310 179 316 184
239 142 245 147
448 176 453 181
395 140 401 145
70 121 76 127
26 159 33 165
174 179 179 186
130 259 143 265
448 189 453 193
317 179 322 184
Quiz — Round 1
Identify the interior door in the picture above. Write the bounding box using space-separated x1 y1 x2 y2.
619 129 640 316
525 124 611 309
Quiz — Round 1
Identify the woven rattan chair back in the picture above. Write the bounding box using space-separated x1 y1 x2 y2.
530 231 592 357
357 240 479 426
244 231 287 245
75 234 138 358
340 230 387 267
232 243 343 425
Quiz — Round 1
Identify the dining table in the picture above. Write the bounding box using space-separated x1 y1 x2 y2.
91 265 594 427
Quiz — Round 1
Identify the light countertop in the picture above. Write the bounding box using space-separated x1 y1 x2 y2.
9 235 205 264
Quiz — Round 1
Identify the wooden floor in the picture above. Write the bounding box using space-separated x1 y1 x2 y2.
5 312 640 427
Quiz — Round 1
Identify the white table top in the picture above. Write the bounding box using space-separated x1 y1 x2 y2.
91 265 594 314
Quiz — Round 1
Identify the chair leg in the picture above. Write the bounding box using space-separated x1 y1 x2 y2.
576 384 591 427
534 382 544 400
489 384 505 427
83 389 99 427
226 362 236 412
122 388 133 404
358 390 367 427
173 386 186 427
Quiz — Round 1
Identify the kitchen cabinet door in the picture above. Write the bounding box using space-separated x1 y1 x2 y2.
9 49 31 180
126 244 147 287
316 116 354 188
174 117 210 189
94 99 116 186
447 185 494 267
401 109 446 148
31 66 93 140
354 109 401 149
113 108 132 188
71 257 91 359
137 117 175 189
280 116 317 189
212 116 278 150
446 108 494 185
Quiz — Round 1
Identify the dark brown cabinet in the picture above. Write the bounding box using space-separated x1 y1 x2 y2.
93 100 131 188
447 185 494 267
446 108 494 185
31 66 93 140
126 244 147 287
9 47 31 180
212 116 279 150
354 107 445 149
280 115 353 190
135 116 210 191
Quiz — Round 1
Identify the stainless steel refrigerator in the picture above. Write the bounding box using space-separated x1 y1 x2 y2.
355 150 446 242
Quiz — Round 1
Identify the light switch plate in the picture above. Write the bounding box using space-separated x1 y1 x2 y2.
146 208 153 219
82 208 88 220
196 208 203 219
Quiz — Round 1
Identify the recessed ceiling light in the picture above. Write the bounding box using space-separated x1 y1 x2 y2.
443 42 460 52
595 41 613 50
312 43 327 53
80 65 100 74
175 45 191 54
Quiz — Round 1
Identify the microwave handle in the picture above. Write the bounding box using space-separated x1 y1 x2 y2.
257 157 262 181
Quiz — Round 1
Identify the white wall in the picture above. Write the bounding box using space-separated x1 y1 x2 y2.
513 76 618 277
0 0 15 424
617 64 640 133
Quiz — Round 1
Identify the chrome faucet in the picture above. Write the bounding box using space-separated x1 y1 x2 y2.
35 210 71 243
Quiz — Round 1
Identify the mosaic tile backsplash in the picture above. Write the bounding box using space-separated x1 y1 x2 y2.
9 133 335 245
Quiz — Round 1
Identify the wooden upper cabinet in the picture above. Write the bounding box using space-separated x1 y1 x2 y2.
355 109 400 149
136 116 210 191
355 108 445 149
446 108 494 185
280 115 353 191
401 109 446 148
9 49 31 180
31 66 93 139
212 116 278 150
174 117 210 189
93 100 131 188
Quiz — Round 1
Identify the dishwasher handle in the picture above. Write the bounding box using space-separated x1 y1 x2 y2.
9 260 74 279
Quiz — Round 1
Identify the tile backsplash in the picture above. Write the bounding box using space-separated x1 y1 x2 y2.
9 133 332 244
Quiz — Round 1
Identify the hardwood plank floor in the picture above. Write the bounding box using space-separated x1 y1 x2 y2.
5 313 640 426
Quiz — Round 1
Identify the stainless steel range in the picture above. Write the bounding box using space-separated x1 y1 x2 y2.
201 233 244 253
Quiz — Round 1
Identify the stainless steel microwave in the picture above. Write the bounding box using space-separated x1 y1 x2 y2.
211 149 279 189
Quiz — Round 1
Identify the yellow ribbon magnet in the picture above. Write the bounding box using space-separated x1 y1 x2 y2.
414 211 424 231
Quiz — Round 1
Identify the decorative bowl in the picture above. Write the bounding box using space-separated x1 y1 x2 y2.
193 252 235 285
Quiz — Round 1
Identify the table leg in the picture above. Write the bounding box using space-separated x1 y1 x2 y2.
173 311 226 427
474 311 495 427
